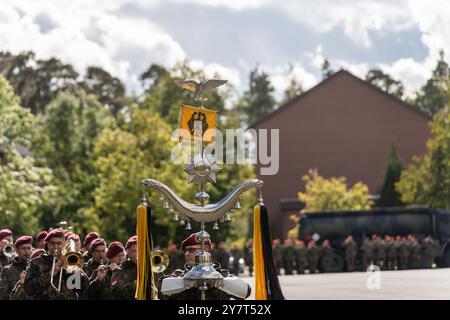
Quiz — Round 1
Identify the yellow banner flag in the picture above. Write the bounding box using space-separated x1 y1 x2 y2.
178 104 218 142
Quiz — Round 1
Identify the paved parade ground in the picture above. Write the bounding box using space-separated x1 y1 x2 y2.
243 268 450 300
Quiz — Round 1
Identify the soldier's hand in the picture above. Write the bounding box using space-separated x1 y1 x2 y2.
19 271 26 284
97 265 108 281
0 239 8 252
52 260 63 275
109 263 119 271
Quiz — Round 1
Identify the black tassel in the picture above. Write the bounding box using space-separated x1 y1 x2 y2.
260 205 285 300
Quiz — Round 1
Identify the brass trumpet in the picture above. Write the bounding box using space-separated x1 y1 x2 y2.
3 243 16 259
50 239 84 291
151 250 169 273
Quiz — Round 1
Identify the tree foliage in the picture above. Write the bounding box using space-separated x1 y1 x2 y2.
396 104 450 209
366 68 405 99
298 169 372 212
375 141 404 207
0 75 57 234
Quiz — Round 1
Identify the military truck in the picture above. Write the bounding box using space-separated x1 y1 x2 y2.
297 206 450 271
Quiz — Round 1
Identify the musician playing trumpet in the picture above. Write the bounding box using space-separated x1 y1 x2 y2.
85 241 125 300
0 235 32 299
23 228 89 300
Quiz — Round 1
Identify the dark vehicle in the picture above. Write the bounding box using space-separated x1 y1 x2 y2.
298 206 450 271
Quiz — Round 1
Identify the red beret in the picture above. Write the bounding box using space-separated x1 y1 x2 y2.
125 235 137 249
0 229 12 242
182 232 211 251
64 231 74 240
106 241 125 259
67 233 80 242
44 228 65 241
36 231 48 242
30 249 45 260
83 232 99 247
14 235 32 248
90 238 107 252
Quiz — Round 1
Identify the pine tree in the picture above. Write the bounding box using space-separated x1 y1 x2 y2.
376 141 404 207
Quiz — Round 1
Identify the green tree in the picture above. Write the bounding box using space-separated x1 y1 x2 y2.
238 67 276 126
366 68 405 99
81 66 127 117
375 141 404 207
281 66 303 105
414 50 450 116
396 104 450 208
33 91 116 231
0 51 79 114
298 169 373 212
0 75 57 234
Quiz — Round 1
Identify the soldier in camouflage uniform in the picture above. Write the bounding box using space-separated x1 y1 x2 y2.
372 234 386 270
0 236 32 300
157 233 250 300
361 237 374 270
83 238 107 278
307 240 320 273
343 235 358 272
282 239 296 275
385 236 397 270
23 229 89 300
423 235 436 269
320 239 334 273
408 235 422 269
272 239 283 275
294 240 308 274
112 235 137 300
81 232 99 262
10 249 45 300
0 229 13 270
85 241 125 300
397 236 411 270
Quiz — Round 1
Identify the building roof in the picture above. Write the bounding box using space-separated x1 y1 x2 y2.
249 69 430 129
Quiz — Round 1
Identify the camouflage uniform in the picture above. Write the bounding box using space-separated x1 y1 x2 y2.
23 253 89 300
282 243 296 275
409 241 422 269
84 267 114 300
343 239 358 272
373 238 386 270
83 258 103 278
320 244 334 273
273 244 284 275
307 242 320 273
111 259 136 300
386 240 397 270
361 239 374 270
157 266 245 300
294 244 308 274
10 279 33 300
397 239 410 270
423 237 436 268
0 257 27 300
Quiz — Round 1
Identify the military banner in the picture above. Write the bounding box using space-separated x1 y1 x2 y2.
178 104 218 142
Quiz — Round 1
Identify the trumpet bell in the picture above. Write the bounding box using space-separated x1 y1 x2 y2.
151 250 169 273
3 244 16 258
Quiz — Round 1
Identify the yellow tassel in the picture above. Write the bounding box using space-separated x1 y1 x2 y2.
253 204 267 300
135 203 150 300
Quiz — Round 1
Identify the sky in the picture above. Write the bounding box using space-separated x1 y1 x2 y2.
1 0 449 100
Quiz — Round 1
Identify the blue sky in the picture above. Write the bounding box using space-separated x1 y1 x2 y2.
1 0 449 99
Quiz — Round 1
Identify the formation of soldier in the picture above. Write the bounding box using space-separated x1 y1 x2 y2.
271 234 439 274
